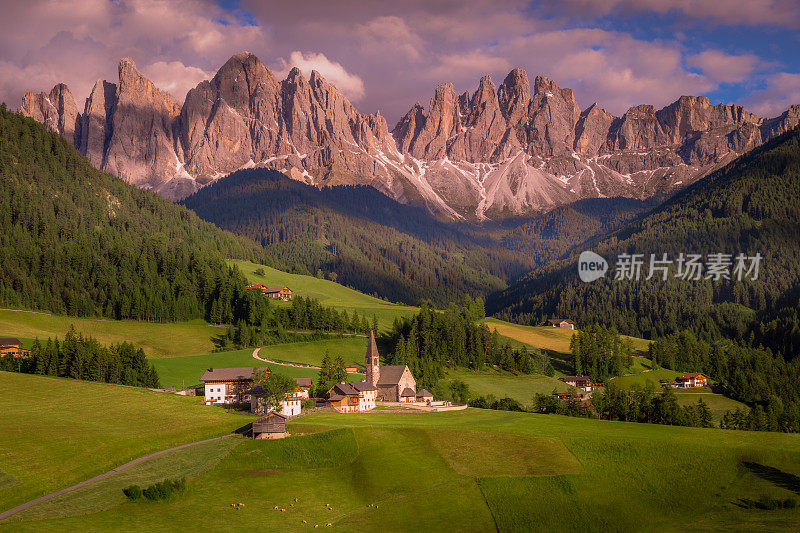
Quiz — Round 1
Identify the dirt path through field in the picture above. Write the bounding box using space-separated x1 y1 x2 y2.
0 435 234 522
252 347 321 370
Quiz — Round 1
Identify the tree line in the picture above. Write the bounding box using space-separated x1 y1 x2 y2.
0 326 159 388
384 299 553 390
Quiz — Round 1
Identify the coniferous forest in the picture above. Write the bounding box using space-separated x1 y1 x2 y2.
0 107 271 323
1 326 160 388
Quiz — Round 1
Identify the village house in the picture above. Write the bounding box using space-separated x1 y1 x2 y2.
200 367 269 404
251 412 287 439
364 331 418 402
416 389 434 404
245 284 293 301
344 364 359 374
248 377 311 416
559 376 596 392
0 338 31 358
328 382 378 413
546 318 576 330
294 377 313 398
675 373 708 388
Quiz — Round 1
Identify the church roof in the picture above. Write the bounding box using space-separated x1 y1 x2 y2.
401 387 416 397
366 330 379 361
377 365 410 386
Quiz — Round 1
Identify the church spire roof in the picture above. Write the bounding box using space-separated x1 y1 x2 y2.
366 330 379 361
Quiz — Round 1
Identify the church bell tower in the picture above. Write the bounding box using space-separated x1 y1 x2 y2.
365 330 380 387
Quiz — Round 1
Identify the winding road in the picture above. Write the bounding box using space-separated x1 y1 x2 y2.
252 347 321 369
0 435 234 522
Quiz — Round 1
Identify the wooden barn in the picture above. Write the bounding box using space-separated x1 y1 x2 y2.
252 412 287 438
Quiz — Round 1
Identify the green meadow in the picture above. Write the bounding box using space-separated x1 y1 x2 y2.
229 260 418 331
4 396 800 531
440 367 570 405
151 338 368 388
0 309 220 358
0 372 251 513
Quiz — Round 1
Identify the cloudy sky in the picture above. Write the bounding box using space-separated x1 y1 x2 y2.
2 0 799 123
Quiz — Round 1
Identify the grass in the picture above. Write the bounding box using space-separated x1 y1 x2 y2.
484 317 651 355
424 429 583 477
440 367 570 405
0 309 220 359
8 408 800 531
611 368 684 388
151 339 368 389
4 437 241 523
674 393 749 423
0 372 252 513
230 260 418 332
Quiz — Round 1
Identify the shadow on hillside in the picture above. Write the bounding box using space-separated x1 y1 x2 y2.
742 461 800 494
544 349 573 375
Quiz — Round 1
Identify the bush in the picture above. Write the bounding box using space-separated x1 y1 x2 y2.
138 478 188 501
122 485 142 500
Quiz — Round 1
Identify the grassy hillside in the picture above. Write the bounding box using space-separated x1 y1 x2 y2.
152 340 367 389
231 260 418 331
6 408 800 530
0 372 251 513
0 309 220 358
441 368 570 405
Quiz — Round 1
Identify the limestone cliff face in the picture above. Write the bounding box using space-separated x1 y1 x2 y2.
19 54 800 218
20 83 79 145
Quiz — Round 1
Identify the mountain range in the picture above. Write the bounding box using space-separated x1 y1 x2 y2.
19 51 800 220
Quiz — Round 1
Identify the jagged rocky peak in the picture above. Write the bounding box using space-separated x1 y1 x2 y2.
574 103 616 156
20 83 79 143
498 68 531 124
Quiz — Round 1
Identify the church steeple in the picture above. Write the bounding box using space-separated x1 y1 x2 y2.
365 330 380 387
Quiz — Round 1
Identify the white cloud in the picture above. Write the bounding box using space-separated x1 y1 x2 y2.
277 51 366 101
141 61 214 100
356 16 424 61
687 51 761 84
742 72 800 117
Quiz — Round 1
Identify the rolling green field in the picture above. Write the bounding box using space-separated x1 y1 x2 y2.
230 260 418 331
0 372 252 513
611 368 684 388
484 317 652 355
5 404 800 531
440 367 570 405
0 309 220 359
152 338 368 388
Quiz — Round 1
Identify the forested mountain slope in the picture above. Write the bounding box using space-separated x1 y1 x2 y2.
0 107 270 322
488 125 800 357
182 168 535 305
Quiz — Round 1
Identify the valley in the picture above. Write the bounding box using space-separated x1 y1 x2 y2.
2 7 800 530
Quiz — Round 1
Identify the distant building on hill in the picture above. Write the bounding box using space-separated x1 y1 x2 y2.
294 377 313 398
365 331 418 402
345 364 359 374
0 338 30 358
546 318 575 330
328 382 378 413
245 284 293 301
559 376 595 392
675 373 708 388
200 366 269 404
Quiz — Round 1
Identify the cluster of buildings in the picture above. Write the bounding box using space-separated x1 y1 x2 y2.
199 332 434 437
0 338 30 358
244 284 294 301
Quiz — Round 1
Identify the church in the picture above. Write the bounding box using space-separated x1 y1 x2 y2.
365 331 418 403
